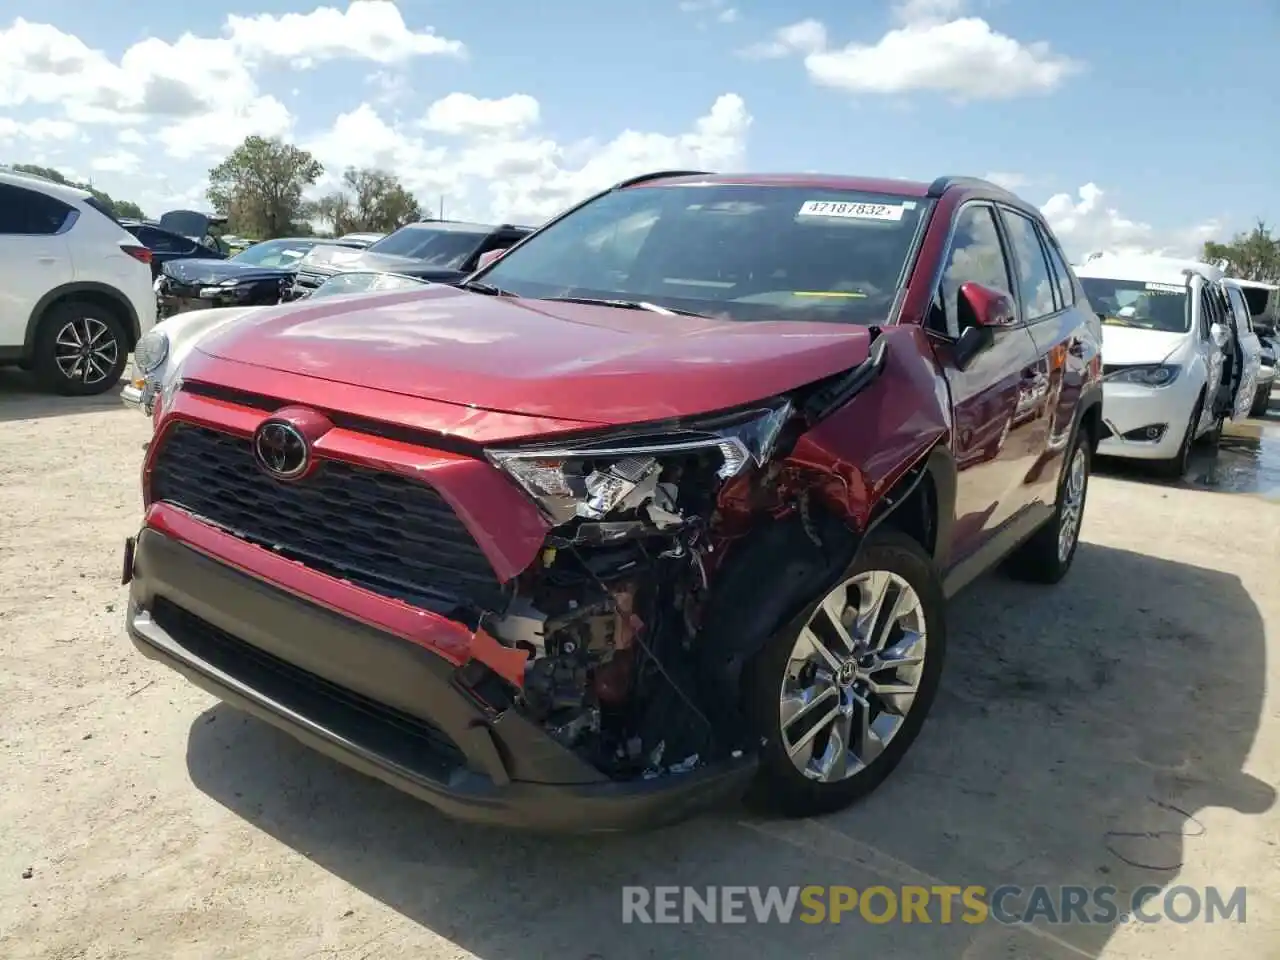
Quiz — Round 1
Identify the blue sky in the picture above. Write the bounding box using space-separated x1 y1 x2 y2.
1 0 1275 256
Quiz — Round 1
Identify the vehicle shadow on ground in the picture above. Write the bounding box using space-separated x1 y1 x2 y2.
0 368 126 423
185 542 1272 959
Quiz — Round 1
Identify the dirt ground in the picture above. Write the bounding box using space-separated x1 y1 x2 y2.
1 370 1278 960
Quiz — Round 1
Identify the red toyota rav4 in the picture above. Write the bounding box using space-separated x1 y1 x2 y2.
123 172 1102 831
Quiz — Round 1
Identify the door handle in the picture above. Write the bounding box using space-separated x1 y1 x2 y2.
37 256 56 264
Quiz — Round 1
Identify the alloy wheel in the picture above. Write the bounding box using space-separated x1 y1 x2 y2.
778 571 928 783
53 317 119 386
1056 446 1087 562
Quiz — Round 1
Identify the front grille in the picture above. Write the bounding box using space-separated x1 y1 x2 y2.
150 597 466 775
150 423 507 612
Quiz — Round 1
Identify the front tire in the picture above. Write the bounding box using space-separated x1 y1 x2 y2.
1153 394 1202 479
33 300 129 396
743 529 946 818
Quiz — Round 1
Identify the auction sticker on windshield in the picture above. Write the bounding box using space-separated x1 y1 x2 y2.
798 200 906 222
1144 282 1183 293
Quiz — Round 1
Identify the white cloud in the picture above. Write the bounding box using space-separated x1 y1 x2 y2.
117 129 147 146
742 2 1082 99
305 93 751 223
892 0 967 24
739 19 827 59
90 150 141 175
984 171 1028 191
679 0 739 25
155 95 293 161
1040 183 1220 262
0 116 77 141
226 1 464 68
422 93 541 136
0 2 464 161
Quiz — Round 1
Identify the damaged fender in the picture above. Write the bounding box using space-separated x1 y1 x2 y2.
696 325 955 723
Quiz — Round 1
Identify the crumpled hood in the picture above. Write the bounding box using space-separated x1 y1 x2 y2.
163 258 292 285
299 245 424 276
1101 325 1190 365
193 285 873 424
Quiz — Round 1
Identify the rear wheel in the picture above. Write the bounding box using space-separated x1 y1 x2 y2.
743 529 946 818
33 300 129 396
1007 427 1090 584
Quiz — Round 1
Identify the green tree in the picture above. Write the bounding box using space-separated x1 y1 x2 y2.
8 163 147 219
1202 220 1280 283
315 167 421 235
206 136 323 239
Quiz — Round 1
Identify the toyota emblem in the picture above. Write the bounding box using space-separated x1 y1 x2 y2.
253 420 309 479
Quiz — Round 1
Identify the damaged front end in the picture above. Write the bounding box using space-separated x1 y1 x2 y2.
469 338 896 786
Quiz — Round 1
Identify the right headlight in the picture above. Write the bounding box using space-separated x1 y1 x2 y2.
132 328 170 375
485 403 793 525
1104 364 1180 387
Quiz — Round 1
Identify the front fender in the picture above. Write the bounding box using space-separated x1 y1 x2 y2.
783 325 951 532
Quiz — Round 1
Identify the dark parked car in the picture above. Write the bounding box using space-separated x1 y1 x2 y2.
156 237 366 318
122 221 224 279
290 220 532 296
123 171 1102 832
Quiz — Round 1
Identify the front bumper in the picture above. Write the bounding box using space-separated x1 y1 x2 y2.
1098 377 1200 461
124 527 756 832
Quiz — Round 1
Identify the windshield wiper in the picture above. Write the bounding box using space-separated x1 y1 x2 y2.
543 296 706 318
460 279 515 296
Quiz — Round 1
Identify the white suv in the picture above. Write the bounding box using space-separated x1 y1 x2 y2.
0 169 157 395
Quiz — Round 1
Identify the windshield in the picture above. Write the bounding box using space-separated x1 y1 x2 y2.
1080 277 1190 333
310 271 428 299
478 184 932 324
232 239 316 268
367 225 488 266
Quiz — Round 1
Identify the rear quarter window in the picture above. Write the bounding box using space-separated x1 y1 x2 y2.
82 196 123 227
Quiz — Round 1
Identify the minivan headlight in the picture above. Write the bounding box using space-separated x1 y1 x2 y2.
133 328 169 374
1105 364 1180 387
485 403 792 525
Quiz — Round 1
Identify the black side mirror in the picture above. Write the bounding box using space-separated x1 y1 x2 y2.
955 325 995 371
953 282 1016 370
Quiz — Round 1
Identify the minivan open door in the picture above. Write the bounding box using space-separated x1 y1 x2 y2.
1223 282 1264 421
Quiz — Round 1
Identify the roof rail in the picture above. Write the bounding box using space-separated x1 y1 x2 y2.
613 169 714 189
926 176 1016 199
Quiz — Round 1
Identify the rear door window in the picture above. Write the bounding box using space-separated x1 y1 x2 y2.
0 184 76 235
1001 209 1058 321
1039 227 1075 309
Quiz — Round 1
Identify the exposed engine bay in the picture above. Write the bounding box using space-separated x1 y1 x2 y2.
474 338 895 782
485 446 731 780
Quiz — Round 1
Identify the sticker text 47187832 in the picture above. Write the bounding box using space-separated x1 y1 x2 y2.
797 200 907 222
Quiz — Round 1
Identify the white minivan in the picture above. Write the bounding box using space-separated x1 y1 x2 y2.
1075 254 1261 477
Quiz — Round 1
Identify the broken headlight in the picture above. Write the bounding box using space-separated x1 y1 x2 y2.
486 402 793 525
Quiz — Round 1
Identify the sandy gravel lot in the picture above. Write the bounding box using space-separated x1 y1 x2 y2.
1 371 1278 960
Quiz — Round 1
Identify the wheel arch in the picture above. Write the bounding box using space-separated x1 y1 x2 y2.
23 282 141 361
695 445 955 737
1076 387 1104 455
870 443 957 570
